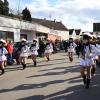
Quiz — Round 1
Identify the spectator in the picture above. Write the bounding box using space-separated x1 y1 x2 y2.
6 40 14 65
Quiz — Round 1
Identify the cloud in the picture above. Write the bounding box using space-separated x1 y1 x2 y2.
7 0 100 31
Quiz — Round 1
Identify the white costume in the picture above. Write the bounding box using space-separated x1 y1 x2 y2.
20 45 29 57
80 44 100 67
30 44 39 56
0 47 8 61
45 43 53 54
68 42 76 53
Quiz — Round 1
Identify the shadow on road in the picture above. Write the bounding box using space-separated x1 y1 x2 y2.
0 75 81 93
26 65 80 78
0 68 100 100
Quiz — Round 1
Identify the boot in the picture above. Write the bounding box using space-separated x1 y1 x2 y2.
69 57 73 62
34 61 37 67
91 67 96 76
1 69 5 75
47 57 50 61
82 75 86 84
21 63 26 70
85 79 90 89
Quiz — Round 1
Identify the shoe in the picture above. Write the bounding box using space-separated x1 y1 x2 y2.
47 57 50 61
83 75 86 84
85 79 90 89
22 63 26 70
1 69 5 75
69 57 73 62
34 61 37 67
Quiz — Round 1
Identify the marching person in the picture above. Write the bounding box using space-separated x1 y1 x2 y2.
67 38 76 62
18 38 29 70
96 36 100 67
45 40 53 61
80 33 100 89
30 39 39 67
0 39 8 75
90 35 97 76
75 40 81 58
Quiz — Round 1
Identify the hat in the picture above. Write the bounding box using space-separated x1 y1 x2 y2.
97 36 100 38
21 38 27 42
33 39 38 42
82 33 92 40
0 39 6 44
92 34 97 39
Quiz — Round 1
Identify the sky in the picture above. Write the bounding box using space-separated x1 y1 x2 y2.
7 0 100 32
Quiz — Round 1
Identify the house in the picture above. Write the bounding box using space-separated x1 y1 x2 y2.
0 15 36 42
0 15 50 42
0 15 69 42
32 18 69 41
69 29 82 40
93 23 100 36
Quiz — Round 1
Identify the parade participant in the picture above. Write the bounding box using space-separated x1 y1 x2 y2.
75 40 81 58
90 35 98 75
18 38 29 70
0 39 8 75
67 38 76 62
45 40 53 61
96 36 100 67
80 33 100 89
30 39 39 67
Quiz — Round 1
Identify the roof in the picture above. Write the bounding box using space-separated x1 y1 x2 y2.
32 18 68 31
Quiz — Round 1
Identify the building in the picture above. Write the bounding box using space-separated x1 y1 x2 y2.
93 23 100 36
0 15 36 42
32 18 69 41
69 29 82 40
0 15 69 42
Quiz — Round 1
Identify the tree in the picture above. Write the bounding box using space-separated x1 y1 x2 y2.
2 0 9 15
22 7 32 21
0 0 9 15
0 0 3 14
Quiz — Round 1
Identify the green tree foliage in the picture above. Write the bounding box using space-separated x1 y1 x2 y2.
22 7 32 22
0 0 3 14
3 0 9 15
0 0 9 15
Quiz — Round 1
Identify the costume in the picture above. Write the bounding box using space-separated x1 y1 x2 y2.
30 43 39 56
45 43 53 54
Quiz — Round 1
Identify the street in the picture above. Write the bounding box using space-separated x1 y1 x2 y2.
0 52 100 100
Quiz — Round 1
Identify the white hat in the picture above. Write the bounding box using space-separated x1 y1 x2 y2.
21 38 27 42
0 39 6 44
92 34 97 39
97 35 100 38
82 32 92 39
83 32 92 37
33 39 38 42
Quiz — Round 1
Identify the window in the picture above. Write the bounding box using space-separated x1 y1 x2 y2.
0 31 14 41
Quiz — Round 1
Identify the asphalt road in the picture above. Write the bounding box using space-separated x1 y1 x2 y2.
0 52 100 100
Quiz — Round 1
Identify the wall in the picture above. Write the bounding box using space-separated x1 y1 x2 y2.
20 30 36 42
57 30 69 40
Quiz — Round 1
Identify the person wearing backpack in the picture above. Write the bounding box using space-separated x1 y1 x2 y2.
0 39 8 75
80 33 100 89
